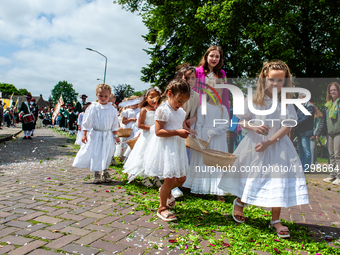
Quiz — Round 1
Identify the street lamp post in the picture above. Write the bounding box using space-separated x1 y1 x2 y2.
86 48 107 84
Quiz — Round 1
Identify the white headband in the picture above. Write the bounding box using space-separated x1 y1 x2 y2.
145 87 162 97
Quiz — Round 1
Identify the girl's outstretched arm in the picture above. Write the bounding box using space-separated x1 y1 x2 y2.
155 120 190 138
255 126 291 152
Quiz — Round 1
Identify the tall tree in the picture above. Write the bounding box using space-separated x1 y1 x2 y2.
115 0 214 90
113 84 135 103
51 81 78 105
17 88 30 95
115 0 340 105
0 83 30 96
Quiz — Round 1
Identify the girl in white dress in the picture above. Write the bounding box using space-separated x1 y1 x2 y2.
171 63 200 198
122 96 141 140
143 80 191 222
75 103 90 146
73 84 120 184
114 107 127 158
123 87 163 187
183 87 229 199
123 112 140 161
218 60 309 238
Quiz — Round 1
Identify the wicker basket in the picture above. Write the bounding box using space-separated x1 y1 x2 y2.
185 136 209 151
126 136 138 149
202 148 238 167
117 128 132 137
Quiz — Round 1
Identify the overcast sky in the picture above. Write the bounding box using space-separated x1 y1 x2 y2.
0 0 150 102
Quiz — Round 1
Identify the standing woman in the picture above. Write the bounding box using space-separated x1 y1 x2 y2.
194 45 230 114
316 82 340 185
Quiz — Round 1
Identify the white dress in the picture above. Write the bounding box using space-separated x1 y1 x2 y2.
217 97 309 208
124 112 141 158
72 102 119 172
143 101 189 179
122 108 141 140
123 109 155 181
183 103 229 195
75 112 84 146
114 115 126 157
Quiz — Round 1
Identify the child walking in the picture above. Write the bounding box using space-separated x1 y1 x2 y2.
73 84 120 183
121 96 141 161
114 102 127 159
143 80 191 221
108 93 120 166
75 103 91 146
122 96 141 140
218 60 309 238
183 85 229 201
123 87 163 187
171 63 200 198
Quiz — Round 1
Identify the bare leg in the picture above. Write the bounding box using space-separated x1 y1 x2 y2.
170 176 186 190
234 198 246 221
272 207 289 235
158 178 176 219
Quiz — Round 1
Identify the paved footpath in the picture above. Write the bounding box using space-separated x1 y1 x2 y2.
0 128 339 254
0 126 22 143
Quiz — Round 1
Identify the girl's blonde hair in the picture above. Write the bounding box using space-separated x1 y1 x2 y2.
129 95 139 100
109 93 116 102
253 60 293 106
96 84 111 94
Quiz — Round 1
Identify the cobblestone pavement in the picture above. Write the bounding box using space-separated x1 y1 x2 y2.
0 128 339 254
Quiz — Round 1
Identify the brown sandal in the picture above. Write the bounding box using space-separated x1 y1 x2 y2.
157 206 177 222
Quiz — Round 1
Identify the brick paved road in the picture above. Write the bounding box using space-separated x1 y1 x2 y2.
0 128 339 254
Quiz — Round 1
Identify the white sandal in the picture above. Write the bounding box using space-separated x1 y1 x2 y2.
269 219 290 238
232 197 246 223
157 206 177 222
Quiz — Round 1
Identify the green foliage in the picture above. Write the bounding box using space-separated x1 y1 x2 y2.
115 0 213 91
134 89 147 96
113 84 135 103
0 83 30 95
17 88 29 95
51 80 78 105
115 0 340 106
106 165 338 254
